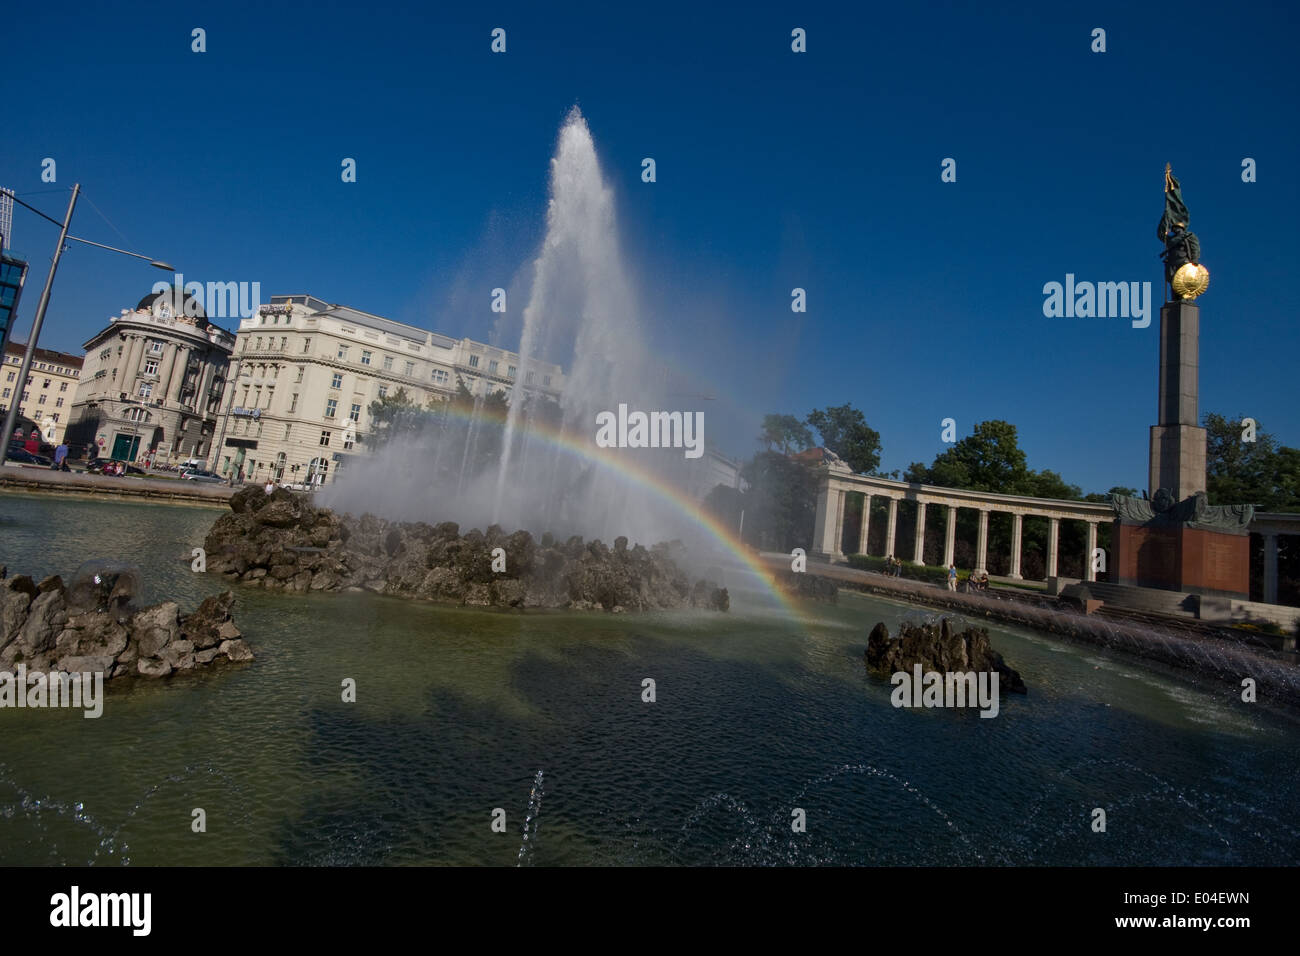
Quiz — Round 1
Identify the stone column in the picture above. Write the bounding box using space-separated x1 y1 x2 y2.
1085 522 1099 582
976 510 990 573
857 494 872 556
912 501 927 565
1263 533 1279 604
943 505 957 568
197 353 214 413
168 345 190 403
123 334 144 393
832 488 846 560
1009 512 1023 579
156 343 176 402
885 498 899 559
813 483 841 559
1047 517 1060 579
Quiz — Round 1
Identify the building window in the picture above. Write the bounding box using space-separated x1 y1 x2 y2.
488 360 498 375
149 340 163 354
139 382 153 398
349 403 361 422
255 337 263 350
4 372 12 382
51 413 59 422
431 369 448 385
36 394 45 404
1 389 8 399
377 385 388 399
382 355 394 371
330 372 343 389
42 378 51 388
265 386 274 408
55 397 64 408
361 350 372 366
320 431 331 447
404 361 415 377
280 336 288 350
256 420 263 438
508 365 516 379
295 366 304 383
143 359 159 376
302 338 312 353
468 355 479 368
59 381 67 392
283 423 291 440
544 375 552 387
289 393 298 413
337 344 348 360
325 398 338 419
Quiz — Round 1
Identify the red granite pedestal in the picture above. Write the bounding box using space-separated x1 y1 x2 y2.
1112 520 1250 598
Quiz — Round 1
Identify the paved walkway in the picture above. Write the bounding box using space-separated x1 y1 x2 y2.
0 461 234 505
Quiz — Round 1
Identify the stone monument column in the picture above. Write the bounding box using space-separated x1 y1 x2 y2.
1148 299 1207 500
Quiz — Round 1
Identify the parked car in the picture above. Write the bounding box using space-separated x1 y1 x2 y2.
180 468 225 483
5 446 53 466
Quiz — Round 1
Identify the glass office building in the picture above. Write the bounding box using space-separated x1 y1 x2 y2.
0 248 28 360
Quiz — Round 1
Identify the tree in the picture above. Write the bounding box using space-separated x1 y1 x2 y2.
912 420 1029 493
758 413 813 454
365 387 438 451
738 451 821 551
805 403 881 474
1205 413 1300 512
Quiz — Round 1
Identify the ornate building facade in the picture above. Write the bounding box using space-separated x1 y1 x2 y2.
209 294 565 485
66 287 236 461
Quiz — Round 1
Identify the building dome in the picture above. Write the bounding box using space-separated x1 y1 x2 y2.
136 286 208 325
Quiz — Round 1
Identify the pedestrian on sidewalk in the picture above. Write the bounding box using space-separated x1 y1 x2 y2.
947 564 958 591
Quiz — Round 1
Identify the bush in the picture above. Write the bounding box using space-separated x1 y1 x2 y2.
846 554 961 588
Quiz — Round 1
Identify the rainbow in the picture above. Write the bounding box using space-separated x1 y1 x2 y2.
363 399 802 617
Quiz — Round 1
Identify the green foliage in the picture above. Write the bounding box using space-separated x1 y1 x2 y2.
805 403 881 474
702 483 745 534
738 450 820 552
758 414 814 454
365 387 439 450
1205 413 1300 512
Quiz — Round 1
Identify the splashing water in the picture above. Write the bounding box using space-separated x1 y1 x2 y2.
517 769 545 866
321 108 709 553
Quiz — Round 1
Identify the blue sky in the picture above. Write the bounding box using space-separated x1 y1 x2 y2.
3 0 1296 494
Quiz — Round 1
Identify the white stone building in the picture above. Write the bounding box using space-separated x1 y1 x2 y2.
65 287 236 461
1 342 83 446
209 294 564 485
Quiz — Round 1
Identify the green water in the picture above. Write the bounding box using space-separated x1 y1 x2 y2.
0 491 1296 866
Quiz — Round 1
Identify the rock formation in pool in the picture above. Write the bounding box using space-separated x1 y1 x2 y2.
865 617 1027 693
203 486 730 612
0 564 251 680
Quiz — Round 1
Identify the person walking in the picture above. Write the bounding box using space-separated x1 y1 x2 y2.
947 564 958 591
53 442 68 471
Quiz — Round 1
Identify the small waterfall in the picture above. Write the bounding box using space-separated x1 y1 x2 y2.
516 769 545 866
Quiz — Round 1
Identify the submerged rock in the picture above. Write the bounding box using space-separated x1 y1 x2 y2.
865 618 1027 693
0 572 250 681
204 489 728 613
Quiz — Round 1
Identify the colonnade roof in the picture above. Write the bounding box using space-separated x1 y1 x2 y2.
823 471 1300 533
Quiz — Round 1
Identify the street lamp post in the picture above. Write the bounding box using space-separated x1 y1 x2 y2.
0 184 174 467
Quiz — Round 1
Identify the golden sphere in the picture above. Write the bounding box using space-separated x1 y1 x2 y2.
1172 262 1210 300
